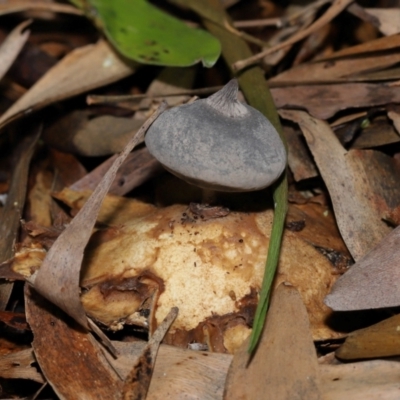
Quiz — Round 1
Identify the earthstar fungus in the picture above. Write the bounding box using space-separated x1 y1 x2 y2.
145 79 286 193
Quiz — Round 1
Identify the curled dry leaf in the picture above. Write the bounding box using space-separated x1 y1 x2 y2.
280 109 393 260
0 40 136 131
31 105 166 336
0 126 40 309
0 20 30 81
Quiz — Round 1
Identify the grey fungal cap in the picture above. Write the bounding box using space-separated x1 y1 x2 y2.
145 79 286 192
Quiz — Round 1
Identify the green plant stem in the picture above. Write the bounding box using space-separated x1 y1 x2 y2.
172 0 288 353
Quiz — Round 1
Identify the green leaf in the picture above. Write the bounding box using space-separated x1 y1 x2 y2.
82 0 221 67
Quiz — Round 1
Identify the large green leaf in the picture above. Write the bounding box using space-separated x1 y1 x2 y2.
74 0 221 67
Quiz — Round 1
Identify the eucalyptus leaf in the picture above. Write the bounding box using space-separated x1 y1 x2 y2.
80 0 221 67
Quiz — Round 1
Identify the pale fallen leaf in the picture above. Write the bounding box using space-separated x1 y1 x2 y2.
224 284 322 399
0 40 136 130
0 20 30 81
320 354 400 400
279 109 392 260
388 110 400 135
107 341 231 400
0 1 82 16
325 224 400 310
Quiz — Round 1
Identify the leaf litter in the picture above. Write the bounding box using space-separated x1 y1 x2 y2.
1 1 400 399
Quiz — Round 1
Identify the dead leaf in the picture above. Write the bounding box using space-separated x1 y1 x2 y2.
0 348 44 383
0 40 136 131
280 109 392 260
335 313 400 360
106 341 231 399
272 83 400 120
325 224 400 311
387 110 400 135
0 125 40 309
0 20 30 82
0 1 82 16
25 285 122 399
69 147 163 197
224 284 322 399
121 307 178 400
320 354 400 399
31 105 165 346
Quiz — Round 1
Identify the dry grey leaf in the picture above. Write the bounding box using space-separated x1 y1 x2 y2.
0 20 30 81
0 40 136 131
31 105 166 339
325 225 400 311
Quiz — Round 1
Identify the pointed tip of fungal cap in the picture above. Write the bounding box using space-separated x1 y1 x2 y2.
206 79 249 118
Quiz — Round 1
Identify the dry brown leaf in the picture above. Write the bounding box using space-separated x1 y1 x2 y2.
0 40 136 131
320 354 400 399
387 110 400 134
25 285 122 399
325 224 400 311
0 126 40 309
233 0 354 70
279 109 391 260
107 341 231 400
0 20 30 81
335 313 400 360
122 307 178 400
70 147 162 197
31 105 165 337
272 34 400 84
0 348 44 383
272 83 400 119
224 284 322 399
43 110 145 156
0 1 82 16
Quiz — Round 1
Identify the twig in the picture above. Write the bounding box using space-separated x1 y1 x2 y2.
233 0 355 71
